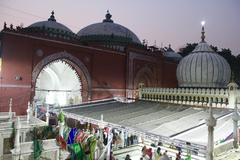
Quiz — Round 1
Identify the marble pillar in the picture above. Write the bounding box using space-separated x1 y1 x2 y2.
206 100 216 160
13 117 21 159
9 98 13 121
232 98 240 148
26 101 31 123
46 105 50 125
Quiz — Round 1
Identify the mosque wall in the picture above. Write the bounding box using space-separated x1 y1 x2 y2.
90 49 126 100
162 61 178 88
0 88 31 115
130 55 178 89
0 32 178 114
0 33 32 114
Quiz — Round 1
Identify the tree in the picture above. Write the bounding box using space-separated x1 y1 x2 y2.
210 45 218 52
217 48 240 83
178 43 198 57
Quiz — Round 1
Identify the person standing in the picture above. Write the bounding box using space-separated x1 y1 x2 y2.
154 147 161 160
110 151 116 160
176 151 181 160
119 131 124 148
161 150 170 160
125 154 132 160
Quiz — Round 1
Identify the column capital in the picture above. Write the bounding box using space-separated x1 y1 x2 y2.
206 117 216 127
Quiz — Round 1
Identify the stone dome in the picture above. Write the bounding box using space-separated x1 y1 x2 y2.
176 26 231 88
77 11 141 44
28 11 72 33
163 45 182 61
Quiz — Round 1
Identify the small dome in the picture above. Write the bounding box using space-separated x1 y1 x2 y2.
28 11 72 33
176 25 231 88
77 11 141 44
163 45 182 61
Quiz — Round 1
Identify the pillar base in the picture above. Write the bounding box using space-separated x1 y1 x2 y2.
233 141 239 149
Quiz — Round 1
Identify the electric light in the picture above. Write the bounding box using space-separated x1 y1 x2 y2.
201 21 205 26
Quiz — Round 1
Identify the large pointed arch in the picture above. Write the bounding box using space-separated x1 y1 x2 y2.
134 66 155 89
32 51 91 102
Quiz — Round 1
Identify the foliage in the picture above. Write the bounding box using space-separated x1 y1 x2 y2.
30 126 58 159
178 43 198 57
32 127 43 160
30 126 57 140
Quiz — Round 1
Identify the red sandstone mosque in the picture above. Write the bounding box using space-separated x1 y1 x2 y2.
1 10 240 160
0 11 180 115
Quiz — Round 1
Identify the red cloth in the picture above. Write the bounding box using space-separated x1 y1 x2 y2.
56 135 67 150
75 131 84 143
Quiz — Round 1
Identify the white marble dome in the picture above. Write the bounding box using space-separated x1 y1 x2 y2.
176 28 231 88
77 11 141 44
28 11 72 33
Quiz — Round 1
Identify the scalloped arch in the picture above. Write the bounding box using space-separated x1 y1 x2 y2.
32 51 91 102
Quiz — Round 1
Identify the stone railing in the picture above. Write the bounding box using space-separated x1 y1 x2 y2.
11 139 60 160
0 112 15 121
139 87 232 108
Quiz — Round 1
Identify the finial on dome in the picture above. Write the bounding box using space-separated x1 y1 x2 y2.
103 10 113 23
201 21 206 42
48 10 56 22
167 44 174 52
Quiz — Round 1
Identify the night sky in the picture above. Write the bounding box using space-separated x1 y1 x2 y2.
0 0 239 54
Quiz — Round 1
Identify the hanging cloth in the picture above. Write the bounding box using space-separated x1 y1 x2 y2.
33 139 43 160
83 135 93 159
89 136 97 160
63 127 71 142
185 154 192 160
58 111 65 123
56 135 67 150
68 128 78 144
75 130 84 143
69 143 85 160
74 129 81 143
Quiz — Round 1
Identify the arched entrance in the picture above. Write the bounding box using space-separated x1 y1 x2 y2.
133 66 154 99
35 60 82 106
32 51 91 106
134 66 154 89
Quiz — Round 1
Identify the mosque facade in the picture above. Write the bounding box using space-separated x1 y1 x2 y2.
0 11 179 115
0 11 238 160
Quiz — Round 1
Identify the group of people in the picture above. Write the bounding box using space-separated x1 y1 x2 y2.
110 148 190 160
112 130 140 150
141 146 183 160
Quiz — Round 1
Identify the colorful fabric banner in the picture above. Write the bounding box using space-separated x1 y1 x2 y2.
69 143 85 160
68 128 77 144
58 111 65 123
56 135 67 150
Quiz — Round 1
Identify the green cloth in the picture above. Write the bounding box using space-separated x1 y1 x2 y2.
185 154 192 160
89 137 97 160
33 127 43 160
70 143 84 160
33 140 43 160
58 111 65 123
